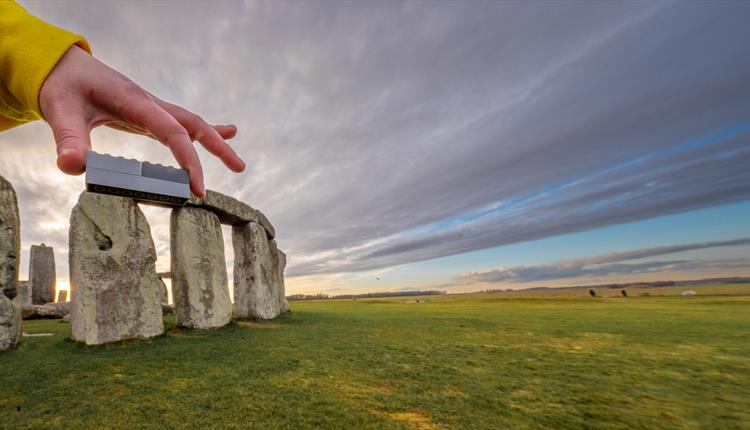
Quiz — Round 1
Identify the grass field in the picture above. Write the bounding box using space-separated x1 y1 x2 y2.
2 291 749 429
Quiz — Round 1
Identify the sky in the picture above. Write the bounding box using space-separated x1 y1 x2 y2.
2 1 749 296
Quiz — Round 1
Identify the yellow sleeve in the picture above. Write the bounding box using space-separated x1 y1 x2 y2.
0 1 91 130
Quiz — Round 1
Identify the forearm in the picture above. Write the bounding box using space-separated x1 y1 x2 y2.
0 0 90 130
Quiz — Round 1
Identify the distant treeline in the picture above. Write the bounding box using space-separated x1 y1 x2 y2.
482 281 676 294
479 277 750 294
288 290 446 301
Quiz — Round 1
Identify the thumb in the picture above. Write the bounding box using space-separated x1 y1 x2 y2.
48 115 91 175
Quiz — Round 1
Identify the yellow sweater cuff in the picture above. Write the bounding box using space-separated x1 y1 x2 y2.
0 1 91 125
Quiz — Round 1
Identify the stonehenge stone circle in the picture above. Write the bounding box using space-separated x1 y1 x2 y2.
170 206 232 329
3 172 288 348
0 175 21 351
29 244 55 304
61 188 286 345
232 222 287 320
57 289 68 303
69 192 164 345
0 175 20 302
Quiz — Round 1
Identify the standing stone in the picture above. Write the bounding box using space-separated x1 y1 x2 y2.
0 296 21 351
279 251 289 313
272 243 289 313
157 277 169 304
0 175 20 301
12 280 31 307
29 244 55 304
0 175 21 351
69 192 164 345
170 207 232 329
57 289 68 303
233 222 284 320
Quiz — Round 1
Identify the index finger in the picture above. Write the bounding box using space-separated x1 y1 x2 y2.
104 87 206 197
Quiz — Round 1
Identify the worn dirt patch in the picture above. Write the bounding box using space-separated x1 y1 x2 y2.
236 321 283 329
387 410 440 430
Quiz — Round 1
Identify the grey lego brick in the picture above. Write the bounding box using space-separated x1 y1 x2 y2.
142 161 189 184
86 151 141 175
85 152 190 206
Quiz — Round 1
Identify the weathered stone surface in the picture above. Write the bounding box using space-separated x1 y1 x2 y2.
22 302 70 320
21 306 34 320
275 246 290 313
29 244 55 304
12 280 30 307
0 295 21 351
56 301 71 315
57 290 68 303
170 207 232 329
157 277 169 304
233 223 285 320
187 190 275 238
0 175 20 302
69 192 164 345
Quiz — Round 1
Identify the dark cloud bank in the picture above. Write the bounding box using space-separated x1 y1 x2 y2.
456 238 750 285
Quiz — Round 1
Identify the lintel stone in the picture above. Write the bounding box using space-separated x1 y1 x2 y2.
186 190 275 239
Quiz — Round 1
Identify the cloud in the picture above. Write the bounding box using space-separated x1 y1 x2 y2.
455 238 750 284
2 2 750 282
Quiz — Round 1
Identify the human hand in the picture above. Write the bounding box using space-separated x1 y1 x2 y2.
39 45 245 198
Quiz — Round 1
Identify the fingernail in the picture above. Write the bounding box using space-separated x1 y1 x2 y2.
58 147 78 157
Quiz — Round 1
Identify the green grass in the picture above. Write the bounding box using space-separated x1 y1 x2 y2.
2 294 750 429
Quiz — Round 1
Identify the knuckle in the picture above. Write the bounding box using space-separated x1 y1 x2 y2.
54 127 83 146
187 112 204 125
191 128 204 142
163 126 190 149
119 102 148 124
117 86 151 119
185 113 208 140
